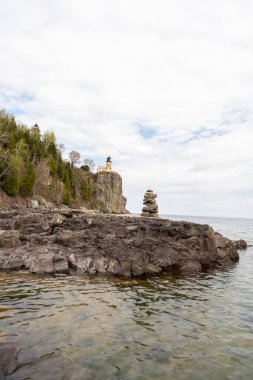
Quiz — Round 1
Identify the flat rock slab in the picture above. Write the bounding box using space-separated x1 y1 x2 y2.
0 209 247 277
0 342 18 376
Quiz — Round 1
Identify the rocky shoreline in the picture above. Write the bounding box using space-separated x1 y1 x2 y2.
0 209 247 277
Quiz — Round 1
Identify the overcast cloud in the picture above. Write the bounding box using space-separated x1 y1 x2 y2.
0 0 252 217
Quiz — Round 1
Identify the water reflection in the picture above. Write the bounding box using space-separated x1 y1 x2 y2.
0 249 252 380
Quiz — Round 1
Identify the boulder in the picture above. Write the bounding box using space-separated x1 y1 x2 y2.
33 194 47 206
234 239 247 250
27 199 39 209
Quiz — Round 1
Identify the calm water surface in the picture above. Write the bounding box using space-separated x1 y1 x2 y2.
0 215 253 380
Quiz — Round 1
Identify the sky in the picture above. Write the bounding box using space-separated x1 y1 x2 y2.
0 0 252 217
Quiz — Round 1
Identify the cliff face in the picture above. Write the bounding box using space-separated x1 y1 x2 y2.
92 172 128 214
0 165 128 214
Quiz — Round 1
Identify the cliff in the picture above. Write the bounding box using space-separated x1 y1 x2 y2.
0 209 246 277
0 110 128 214
92 172 128 214
0 160 128 214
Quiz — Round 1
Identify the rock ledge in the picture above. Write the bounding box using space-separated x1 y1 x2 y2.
0 209 244 277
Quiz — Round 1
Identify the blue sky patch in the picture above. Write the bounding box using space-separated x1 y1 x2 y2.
137 123 157 139
0 92 33 117
183 127 229 144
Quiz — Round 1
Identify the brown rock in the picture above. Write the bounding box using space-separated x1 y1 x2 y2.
144 193 157 199
0 209 242 277
0 230 21 248
142 205 158 213
234 239 247 250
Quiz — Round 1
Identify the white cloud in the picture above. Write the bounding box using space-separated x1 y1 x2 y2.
0 0 253 217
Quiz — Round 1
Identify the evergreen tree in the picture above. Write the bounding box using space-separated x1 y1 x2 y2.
63 190 71 206
2 158 21 196
81 178 90 201
20 162 36 196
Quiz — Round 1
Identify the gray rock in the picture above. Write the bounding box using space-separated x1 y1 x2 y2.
60 204 69 210
142 190 158 217
143 198 156 204
33 194 47 206
0 209 241 277
49 213 66 227
27 199 39 209
45 201 54 210
0 230 21 248
141 212 158 218
142 205 158 212
0 342 18 376
144 193 157 199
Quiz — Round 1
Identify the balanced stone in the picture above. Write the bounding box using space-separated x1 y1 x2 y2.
141 190 158 218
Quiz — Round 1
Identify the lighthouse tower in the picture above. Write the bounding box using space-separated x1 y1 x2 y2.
105 156 112 171
97 156 113 173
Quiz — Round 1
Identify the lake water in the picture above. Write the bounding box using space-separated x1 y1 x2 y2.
0 215 253 380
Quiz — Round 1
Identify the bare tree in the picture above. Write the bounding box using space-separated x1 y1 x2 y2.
69 150 81 166
82 158 95 172
58 143 65 153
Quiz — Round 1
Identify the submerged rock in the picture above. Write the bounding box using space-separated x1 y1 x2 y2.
0 342 18 376
0 209 242 277
234 239 247 250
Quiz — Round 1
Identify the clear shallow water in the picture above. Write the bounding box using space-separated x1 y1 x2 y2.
0 215 253 380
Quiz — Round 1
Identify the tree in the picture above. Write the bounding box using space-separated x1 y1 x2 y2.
20 162 36 196
58 144 65 153
1 156 22 196
82 158 95 172
80 165 90 172
81 178 90 201
69 150 80 166
63 190 71 206
43 131 56 150
30 124 41 141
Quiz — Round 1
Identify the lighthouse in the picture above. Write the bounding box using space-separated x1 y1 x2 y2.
105 156 112 171
97 156 113 173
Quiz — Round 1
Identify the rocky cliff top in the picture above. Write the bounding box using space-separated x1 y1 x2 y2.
0 209 246 277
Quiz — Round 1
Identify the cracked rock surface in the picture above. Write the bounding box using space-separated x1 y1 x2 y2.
0 209 245 277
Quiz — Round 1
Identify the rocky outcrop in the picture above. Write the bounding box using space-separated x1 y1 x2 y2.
234 239 247 250
92 172 128 214
141 190 158 217
0 209 243 277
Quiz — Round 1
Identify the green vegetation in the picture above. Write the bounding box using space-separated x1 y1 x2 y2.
2 157 21 196
20 161 36 196
81 178 90 201
0 109 95 207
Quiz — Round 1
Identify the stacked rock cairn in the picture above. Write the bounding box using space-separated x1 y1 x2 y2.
141 190 158 217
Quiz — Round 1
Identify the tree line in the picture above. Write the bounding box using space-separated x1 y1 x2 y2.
0 110 95 205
